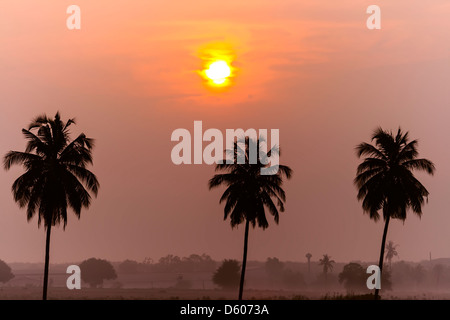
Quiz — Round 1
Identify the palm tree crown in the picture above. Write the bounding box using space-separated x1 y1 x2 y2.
319 254 335 275
385 240 399 266
209 137 292 229
4 112 99 228
354 127 435 222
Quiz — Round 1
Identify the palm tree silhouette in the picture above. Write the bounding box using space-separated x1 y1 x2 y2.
209 137 292 300
3 112 99 300
385 240 399 269
305 253 312 276
319 254 335 281
354 127 434 300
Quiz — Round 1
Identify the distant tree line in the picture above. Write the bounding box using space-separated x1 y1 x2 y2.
118 254 217 274
265 257 305 289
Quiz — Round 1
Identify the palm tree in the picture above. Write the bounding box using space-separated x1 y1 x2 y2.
385 240 399 269
3 112 99 300
354 127 434 300
318 254 335 281
305 253 312 276
209 137 292 300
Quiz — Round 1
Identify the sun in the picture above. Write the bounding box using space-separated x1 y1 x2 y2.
204 60 232 85
197 43 236 88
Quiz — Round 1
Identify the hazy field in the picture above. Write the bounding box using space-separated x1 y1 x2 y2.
3 259 450 300
2 286 450 300
0 287 311 300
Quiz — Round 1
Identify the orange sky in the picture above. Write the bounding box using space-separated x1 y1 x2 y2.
0 1 449 264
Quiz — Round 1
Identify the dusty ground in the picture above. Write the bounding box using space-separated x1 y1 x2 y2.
1 287 449 300
0 287 317 300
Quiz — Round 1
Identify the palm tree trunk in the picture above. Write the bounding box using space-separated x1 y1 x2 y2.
375 215 390 300
238 219 250 300
43 224 52 300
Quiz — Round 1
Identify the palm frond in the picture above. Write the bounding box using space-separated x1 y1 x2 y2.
63 118 76 131
261 192 279 224
66 165 99 196
355 142 387 160
28 114 50 130
402 159 435 175
356 158 386 175
21 129 48 155
4 151 42 170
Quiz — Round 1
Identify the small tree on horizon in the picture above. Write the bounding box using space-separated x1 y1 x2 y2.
79 258 117 288
0 260 14 284
212 259 241 290
385 241 399 269
319 254 335 281
338 262 367 293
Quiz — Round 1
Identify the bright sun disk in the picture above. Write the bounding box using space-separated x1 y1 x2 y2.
204 60 231 85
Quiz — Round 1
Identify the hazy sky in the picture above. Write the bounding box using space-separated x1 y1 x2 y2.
0 1 449 264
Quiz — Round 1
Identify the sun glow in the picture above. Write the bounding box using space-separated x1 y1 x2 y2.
198 43 236 88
